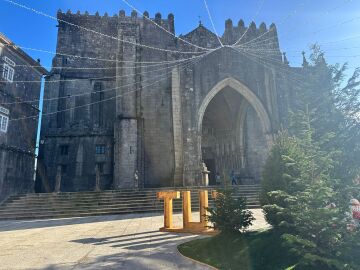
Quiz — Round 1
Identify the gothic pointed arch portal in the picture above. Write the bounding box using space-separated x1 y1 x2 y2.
198 77 273 184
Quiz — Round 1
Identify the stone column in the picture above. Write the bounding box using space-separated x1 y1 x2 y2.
113 24 139 189
171 66 184 186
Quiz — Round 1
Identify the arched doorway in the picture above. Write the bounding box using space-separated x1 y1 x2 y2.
198 77 272 184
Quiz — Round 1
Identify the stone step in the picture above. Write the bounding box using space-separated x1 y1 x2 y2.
0 203 261 220
6 197 258 205
0 198 260 212
0 202 261 213
0 204 262 221
0 200 258 215
11 192 259 202
0 208 162 220
0 205 162 215
7 192 259 200
10 190 259 198
3 189 260 203
0 186 261 220
12 186 261 197
2 198 259 210
4 193 259 205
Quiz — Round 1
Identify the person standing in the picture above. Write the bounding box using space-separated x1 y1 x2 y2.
230 170 237 185
134 170 139 188
350 199 360 228
215 172 221 186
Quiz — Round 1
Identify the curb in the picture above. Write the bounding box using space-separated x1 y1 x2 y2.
176 245 219 270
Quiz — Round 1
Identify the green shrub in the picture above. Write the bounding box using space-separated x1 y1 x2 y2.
206 189 255 233
261 129 360 269
261 131 303 207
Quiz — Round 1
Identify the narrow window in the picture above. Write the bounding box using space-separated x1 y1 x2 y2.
99 91 104 126
4 56 15 66
0 115 8 132
2 64 14 82
95 145 106 155
92 82 104 126
60 145 69 155
0 106 9 133
2 57 15 82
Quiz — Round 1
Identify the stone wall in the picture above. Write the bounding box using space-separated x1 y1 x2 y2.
38 10 297 191
0 39 45 199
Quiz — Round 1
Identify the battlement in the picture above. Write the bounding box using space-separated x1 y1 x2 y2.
55 9 280 53
56 9 175 35
224 18 277 34
56 10 277 44
222 18 278 47
57 9 175 24
225 19 277 37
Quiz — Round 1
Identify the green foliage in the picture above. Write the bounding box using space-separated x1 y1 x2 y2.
262 128 360 269
261 131 303 206
178 44 360 270
296 44 360 183
283 182 359 269
262 191 295 229
206 189 255 233
261 47 360 269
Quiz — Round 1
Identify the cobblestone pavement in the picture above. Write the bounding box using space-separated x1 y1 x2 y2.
0 209 269 270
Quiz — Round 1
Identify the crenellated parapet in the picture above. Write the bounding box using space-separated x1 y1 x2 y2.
56 9 175 34
53 9 178 74
55 10 280 56
222 19 280 50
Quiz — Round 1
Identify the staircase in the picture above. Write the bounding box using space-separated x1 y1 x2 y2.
0 185 261 220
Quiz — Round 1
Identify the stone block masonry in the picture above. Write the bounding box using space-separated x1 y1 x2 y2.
38 10 300 191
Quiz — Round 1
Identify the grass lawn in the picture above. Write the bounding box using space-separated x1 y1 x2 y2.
178 229 298 270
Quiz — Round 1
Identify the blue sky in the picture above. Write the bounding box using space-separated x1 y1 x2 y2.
0 0 360 74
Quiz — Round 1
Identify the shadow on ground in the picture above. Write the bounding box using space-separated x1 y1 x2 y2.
0 212 163 232
41 230 209 270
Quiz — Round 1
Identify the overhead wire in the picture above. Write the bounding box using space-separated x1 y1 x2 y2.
2 0 359 157
231 0 266 46
229 48 347 134
231 48 340 118
3 43 206 65
234 0 358 54
8 49 215 122
3 1 359 120
1 53 206 105
2 0 204 55
11 57 200 71
120 0 215 52
231 47 308 84
232 46 356 114
203 0 223 47
0 54 203 84
232 0 309 49
235 41 360 61
233 0 356 51
280 0 357 43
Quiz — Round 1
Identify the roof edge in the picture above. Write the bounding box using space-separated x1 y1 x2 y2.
0 33 49 75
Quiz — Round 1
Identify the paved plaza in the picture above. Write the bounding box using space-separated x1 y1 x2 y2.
0 209 269 270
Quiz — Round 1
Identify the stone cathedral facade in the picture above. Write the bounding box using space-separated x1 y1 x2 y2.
38 9 298 192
